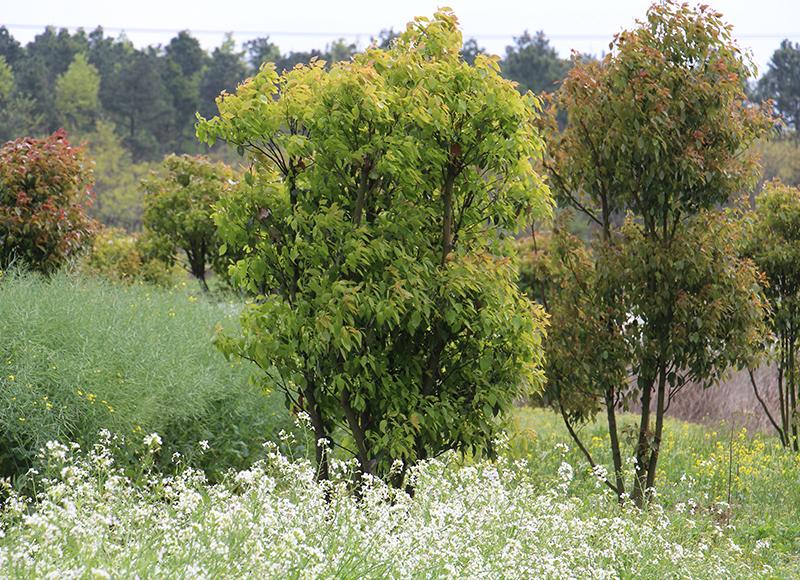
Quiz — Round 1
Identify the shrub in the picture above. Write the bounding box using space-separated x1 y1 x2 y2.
0 130 98 273
81 227 182 288
197 9 550 486
142 154 235 291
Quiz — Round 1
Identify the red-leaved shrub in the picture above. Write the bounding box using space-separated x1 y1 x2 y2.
0 130 98 272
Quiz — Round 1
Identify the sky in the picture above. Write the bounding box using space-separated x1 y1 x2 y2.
3 0 799 76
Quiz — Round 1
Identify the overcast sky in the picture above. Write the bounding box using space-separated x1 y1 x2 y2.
3 0 798 76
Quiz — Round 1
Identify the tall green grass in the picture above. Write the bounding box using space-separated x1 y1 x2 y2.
0 270 288 479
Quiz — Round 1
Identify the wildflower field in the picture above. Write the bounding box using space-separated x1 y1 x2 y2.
0 409 798 578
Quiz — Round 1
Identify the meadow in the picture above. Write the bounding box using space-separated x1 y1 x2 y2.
0 271 798 578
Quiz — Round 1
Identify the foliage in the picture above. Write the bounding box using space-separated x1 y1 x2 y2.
0 55 12 99
198 34 247 120
757 39 800 135
0 130 98 273
0 55 43 143
142 154 235 290
85 120 155 231
754 138 800 189
1 411 797 577
536 0 773 506
502 30 570 95
741 180 800 449
518 221 630 424
107 48 176 161
0 271 288 480
197 9 551 485
460 38 485 66
54 53 101 133
80 227 183 287
0 22 571 173
164 31 208 151
11 26 89 133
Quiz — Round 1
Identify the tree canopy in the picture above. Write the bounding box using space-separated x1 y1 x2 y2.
533 0 773 506
197 9 551 486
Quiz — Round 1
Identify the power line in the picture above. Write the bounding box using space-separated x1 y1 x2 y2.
2 22 799 41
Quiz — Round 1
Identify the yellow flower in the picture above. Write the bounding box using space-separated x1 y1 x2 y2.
7 375 15 381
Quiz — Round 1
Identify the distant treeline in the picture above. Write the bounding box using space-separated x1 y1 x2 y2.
0 25 797 229
0 26 573 161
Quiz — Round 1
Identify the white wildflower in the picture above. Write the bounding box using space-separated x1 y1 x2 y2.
143 432 162 451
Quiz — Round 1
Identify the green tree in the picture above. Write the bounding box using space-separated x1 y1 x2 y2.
0 130 98 272
0 26 23 68
164 31 208 151
199 34 247 119
535 1 773 506
245 37 281 76
142 154 234 290
743 180 800 449
0 56 42 142
0 55 12 100
501 31 569 95
165 31 207 78
14 27 89 132
757 40 800 136
86 120 153 230
106 48 175 160
55 53 101 133
197 10 550 487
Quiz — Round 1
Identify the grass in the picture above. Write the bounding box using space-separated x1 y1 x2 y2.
0 269 289 480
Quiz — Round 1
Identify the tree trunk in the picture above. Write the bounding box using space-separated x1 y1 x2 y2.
790 335 799 451
645 364 668 492
302 380 331 483
341 388 375 484
441 171 455 267
778 334 788 445
604 387 625 501
632 370 654 507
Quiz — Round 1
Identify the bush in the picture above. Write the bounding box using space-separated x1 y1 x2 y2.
198 10 550 485
81 227 183 288
0 271 288 480
142 154 235 291
0 130 97 273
